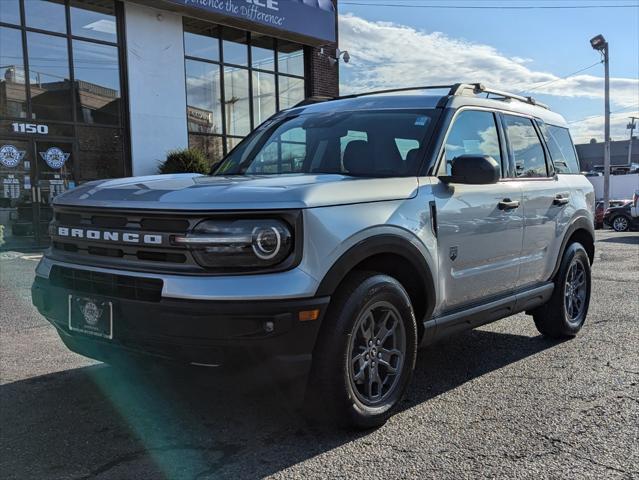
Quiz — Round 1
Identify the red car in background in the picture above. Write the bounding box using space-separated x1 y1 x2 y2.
594 200 630 229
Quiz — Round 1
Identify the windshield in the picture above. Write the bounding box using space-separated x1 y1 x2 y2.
214 109 439 177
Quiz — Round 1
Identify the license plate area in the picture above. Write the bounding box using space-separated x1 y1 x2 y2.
68 295 113 340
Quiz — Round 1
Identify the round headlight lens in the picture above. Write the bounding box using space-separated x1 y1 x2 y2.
252 226 282 260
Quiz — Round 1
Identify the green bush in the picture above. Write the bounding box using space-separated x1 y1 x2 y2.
158 148 209 175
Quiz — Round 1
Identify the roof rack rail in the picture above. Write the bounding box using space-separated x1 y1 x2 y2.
316 83 548 110
455 83 549 110
292 83 548 110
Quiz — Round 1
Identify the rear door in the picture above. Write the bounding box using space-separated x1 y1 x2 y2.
501 114 566 288
432 109 523 311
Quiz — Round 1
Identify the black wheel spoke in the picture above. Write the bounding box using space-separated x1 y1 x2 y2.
347 301 406 406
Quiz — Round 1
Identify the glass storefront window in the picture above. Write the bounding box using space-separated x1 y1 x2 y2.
183 20 305 163
221 28 248 66
0 0 21 25
70 0 117 43
24 0 67 34
223 66 250 136
0 27 28 119
278 41 304 77
185 59 223 134
252 71 275 127
73 40 121 124
251 35 275 71
189 133 224 169
278 75 305 110
27 31 73 121
184 20 219 62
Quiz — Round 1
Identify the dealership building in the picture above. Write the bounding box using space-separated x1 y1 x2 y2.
0 0 339 246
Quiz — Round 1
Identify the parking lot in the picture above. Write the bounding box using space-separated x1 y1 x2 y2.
1 230 637 479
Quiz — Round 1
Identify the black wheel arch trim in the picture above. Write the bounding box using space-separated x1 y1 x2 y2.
550 216 595 280
315 234 436 320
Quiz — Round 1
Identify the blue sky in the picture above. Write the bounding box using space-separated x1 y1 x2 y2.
336 0 639 143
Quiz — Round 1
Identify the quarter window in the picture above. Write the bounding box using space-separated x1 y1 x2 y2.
503 115 548 177
540 124 580 174
442 110 502 175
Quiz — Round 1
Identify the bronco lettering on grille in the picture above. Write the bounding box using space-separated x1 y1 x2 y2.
57 227 162 245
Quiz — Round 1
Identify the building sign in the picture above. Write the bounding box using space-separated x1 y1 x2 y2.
164 0 336 43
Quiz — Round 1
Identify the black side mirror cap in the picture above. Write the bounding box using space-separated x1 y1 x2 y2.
440 155 501 185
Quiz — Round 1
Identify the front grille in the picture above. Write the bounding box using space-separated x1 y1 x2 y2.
49 266 163 302
50 207 201 271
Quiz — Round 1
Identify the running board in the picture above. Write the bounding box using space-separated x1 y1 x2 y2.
421 283 554 346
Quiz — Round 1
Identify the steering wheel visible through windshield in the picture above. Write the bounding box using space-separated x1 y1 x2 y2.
213 109 439 177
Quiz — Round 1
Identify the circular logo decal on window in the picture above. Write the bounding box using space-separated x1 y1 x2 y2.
39 147 70 170
0 144 26 168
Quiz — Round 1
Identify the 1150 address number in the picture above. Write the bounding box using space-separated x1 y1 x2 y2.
11 123 49 135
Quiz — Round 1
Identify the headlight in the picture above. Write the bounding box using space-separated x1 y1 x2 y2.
172 219 293 269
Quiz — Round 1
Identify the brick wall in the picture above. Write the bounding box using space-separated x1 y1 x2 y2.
306 0 339 98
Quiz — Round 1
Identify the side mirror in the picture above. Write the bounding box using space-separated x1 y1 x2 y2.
441 155 500 185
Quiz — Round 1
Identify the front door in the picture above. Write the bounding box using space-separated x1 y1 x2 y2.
432 109 524 311
0 137 76 249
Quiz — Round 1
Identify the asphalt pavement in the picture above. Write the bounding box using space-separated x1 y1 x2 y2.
1 230 637 479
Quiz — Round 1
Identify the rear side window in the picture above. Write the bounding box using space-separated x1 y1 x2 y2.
540 124 580 174
442 110 502 175
503 115 548 178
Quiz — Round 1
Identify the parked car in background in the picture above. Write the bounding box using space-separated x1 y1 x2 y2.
631 190 639 219
595 200 631 229
603 200 639 232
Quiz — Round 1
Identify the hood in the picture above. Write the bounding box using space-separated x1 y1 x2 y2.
53 173 419 210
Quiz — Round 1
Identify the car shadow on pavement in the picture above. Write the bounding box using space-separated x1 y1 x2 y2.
597 235 639 245
0 328 559 480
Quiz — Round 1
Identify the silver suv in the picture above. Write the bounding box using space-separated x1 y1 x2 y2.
32 84 595 428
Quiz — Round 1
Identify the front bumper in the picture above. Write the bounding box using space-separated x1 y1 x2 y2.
32 273 329 379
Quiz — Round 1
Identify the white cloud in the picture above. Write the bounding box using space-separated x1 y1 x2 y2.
569 111 639 144
339 14 639 111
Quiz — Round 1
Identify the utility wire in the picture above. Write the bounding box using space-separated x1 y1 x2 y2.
568 104 639 125
340 2 639 8
515 61 603 95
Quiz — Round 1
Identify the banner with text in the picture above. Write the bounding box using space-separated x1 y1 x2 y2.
165 0 336 43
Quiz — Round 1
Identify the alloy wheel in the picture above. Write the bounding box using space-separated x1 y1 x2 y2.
613 216 629 232
564 259 587 324
347 301 406 406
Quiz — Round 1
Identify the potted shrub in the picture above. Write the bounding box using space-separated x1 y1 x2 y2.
158 148 209 175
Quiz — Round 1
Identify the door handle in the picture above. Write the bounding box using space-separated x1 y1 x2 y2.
553 194 569 206
498 198 520 210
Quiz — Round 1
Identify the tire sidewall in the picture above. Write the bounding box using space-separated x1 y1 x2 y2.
315 274 417 428
556 243 591 335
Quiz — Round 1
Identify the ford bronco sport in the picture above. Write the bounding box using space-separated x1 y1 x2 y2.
32 84 595 428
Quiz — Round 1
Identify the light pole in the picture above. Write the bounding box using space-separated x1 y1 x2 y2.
627 116 637 166
590 34 610 210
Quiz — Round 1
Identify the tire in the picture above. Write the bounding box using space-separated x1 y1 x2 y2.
611 215 630 232
533 243 591 339
306 271 418 429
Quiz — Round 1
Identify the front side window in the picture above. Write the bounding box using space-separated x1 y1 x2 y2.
216 110 438 177
503 114 548 177
442 110 502 175
540 124 580 174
